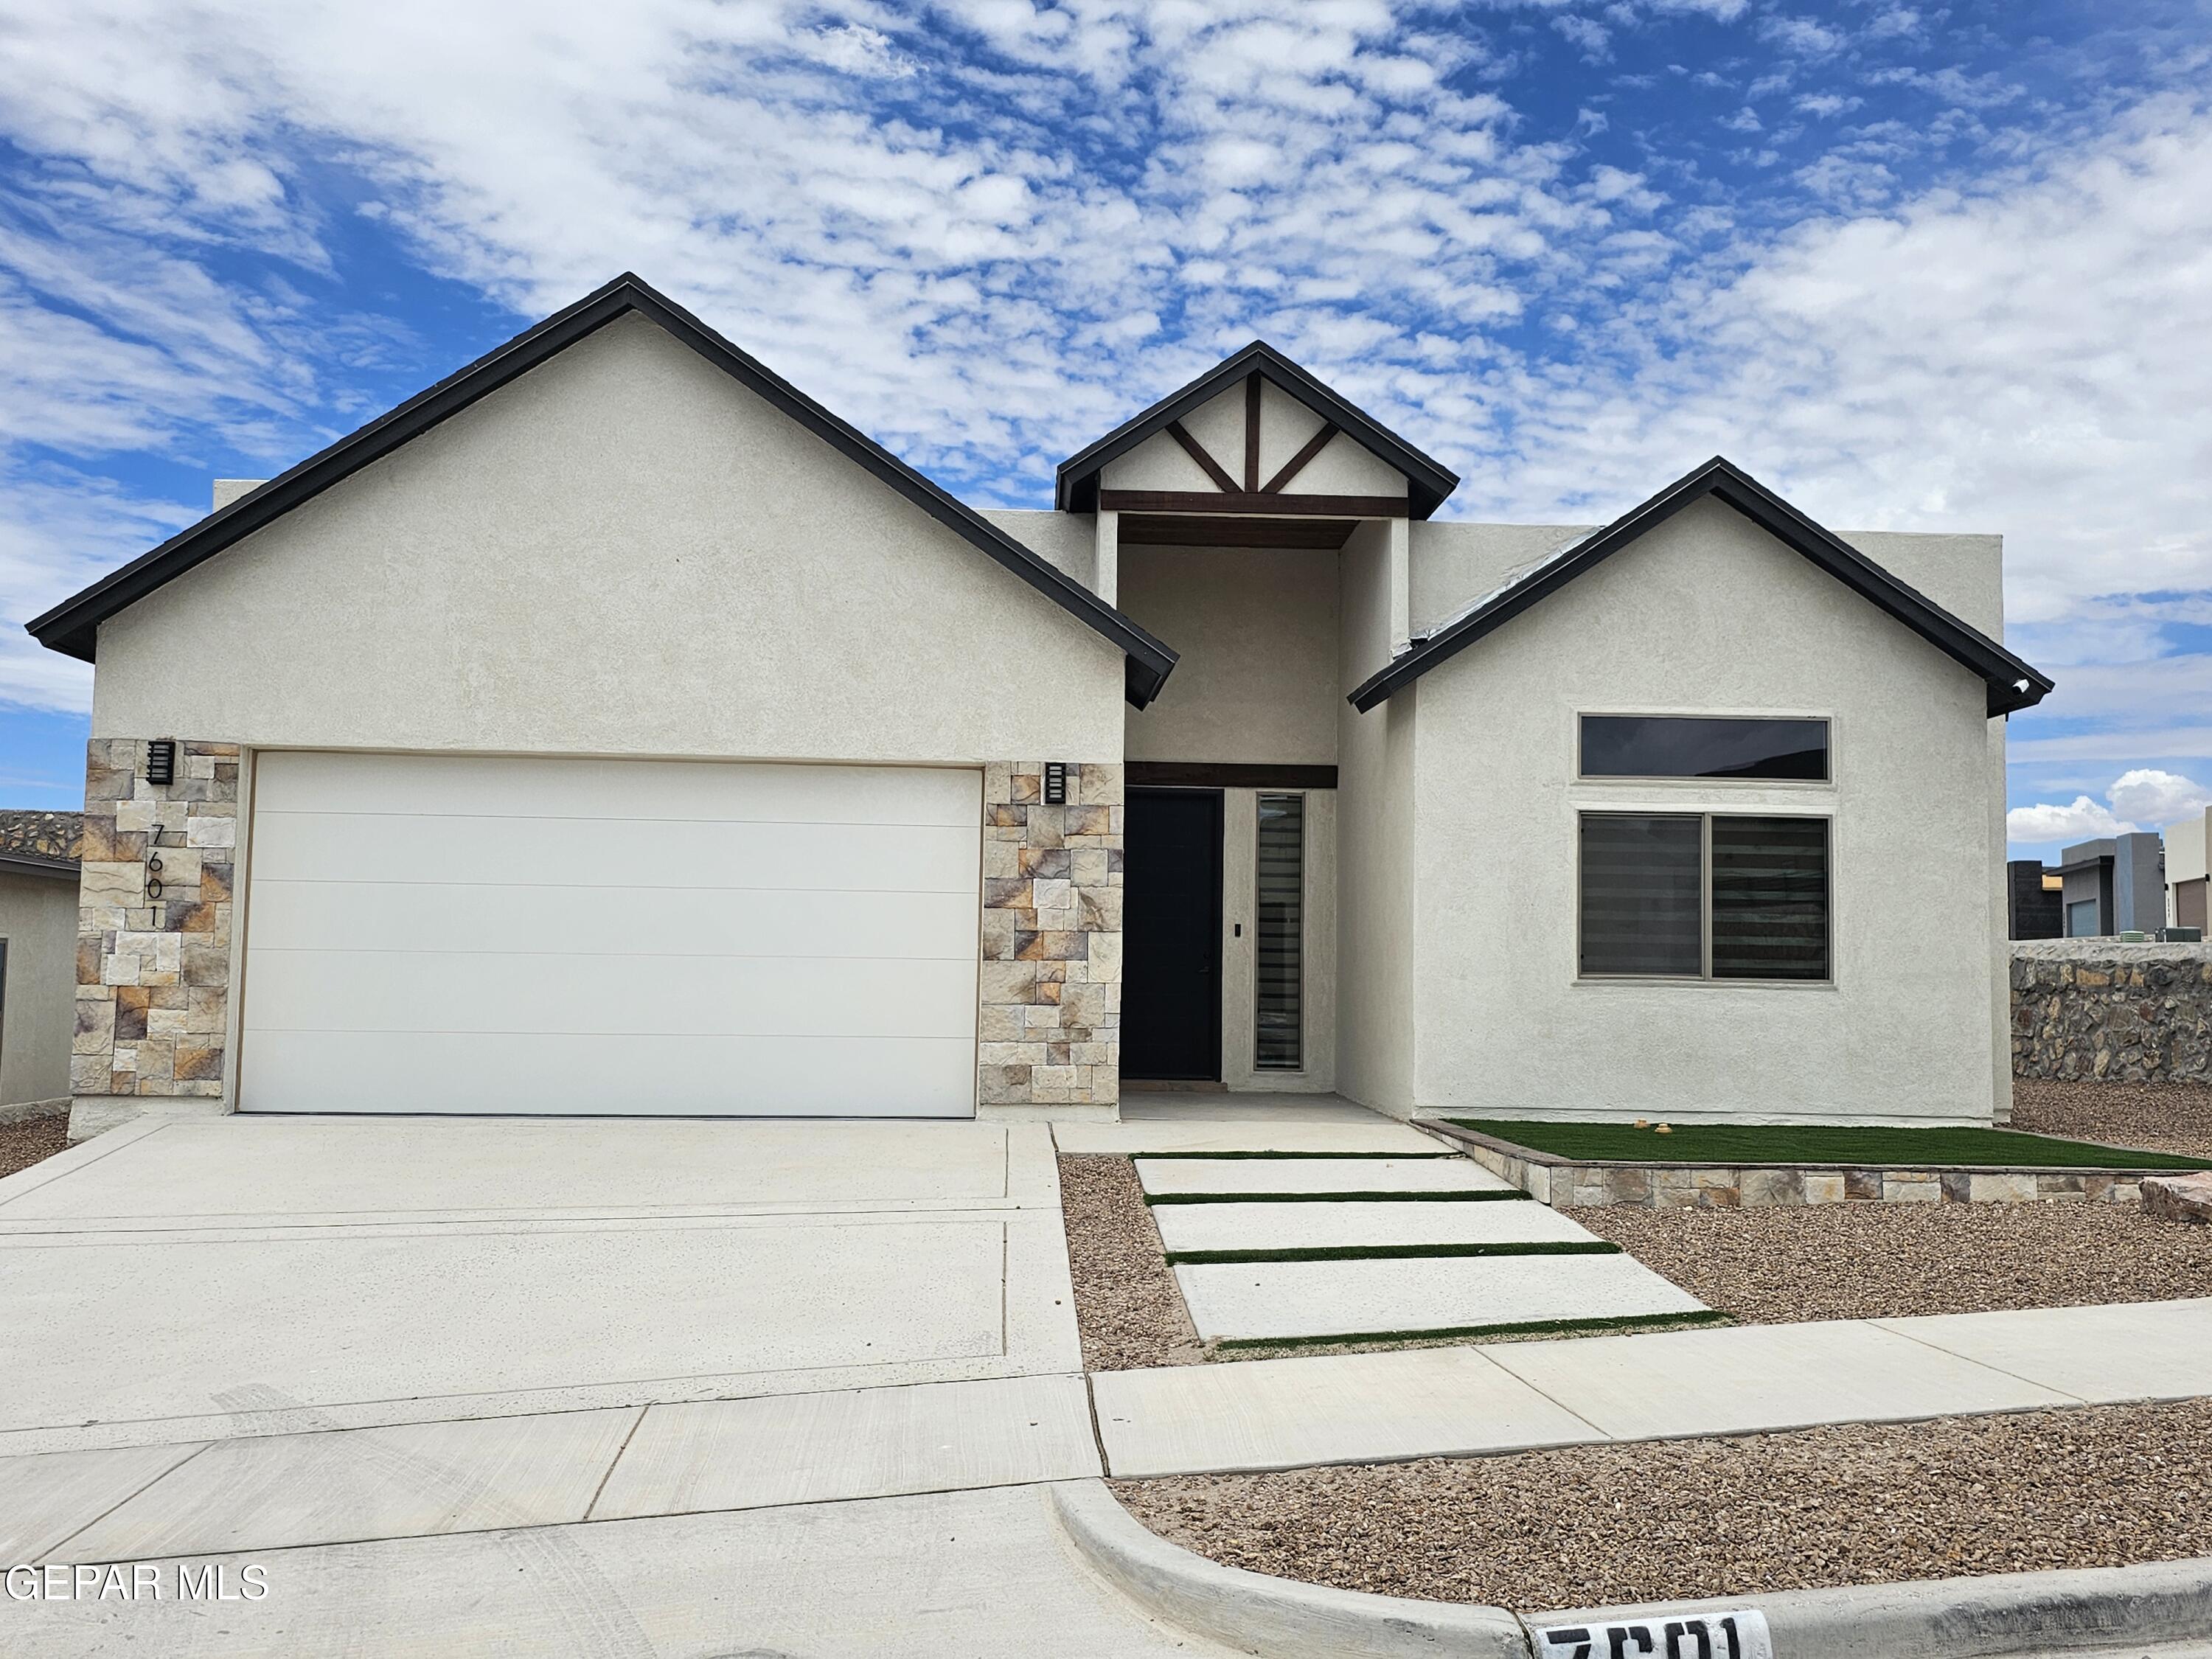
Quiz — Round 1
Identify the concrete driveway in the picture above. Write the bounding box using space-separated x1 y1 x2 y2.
0 1113 1082 1456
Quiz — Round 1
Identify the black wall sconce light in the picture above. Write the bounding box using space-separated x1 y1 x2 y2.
145 740 177 787
1043 762 1068 806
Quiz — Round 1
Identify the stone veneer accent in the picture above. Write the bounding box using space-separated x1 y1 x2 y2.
978 762 1121 1113
71 740 240 1103
1425 1121 2152 1208
2011 940 2212 1083
0 809 81 863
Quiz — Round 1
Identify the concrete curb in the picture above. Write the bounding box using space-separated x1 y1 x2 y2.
1048 1480 1531 1658
1540 1558 2212 1657
1055 1478 2212 1658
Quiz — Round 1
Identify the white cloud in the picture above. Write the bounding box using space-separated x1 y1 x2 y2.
1553 15 1612 57
2007 768 2212 846
2109 768 2212 829
2007 796 2129 845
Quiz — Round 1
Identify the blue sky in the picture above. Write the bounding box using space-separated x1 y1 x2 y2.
2 0 2209 858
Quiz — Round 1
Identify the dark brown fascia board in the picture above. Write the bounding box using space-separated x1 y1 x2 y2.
1346 456 2055 719
26 273 1180 710
1098 490 1408 518
1057 340 1459 519
1127 762 1339 790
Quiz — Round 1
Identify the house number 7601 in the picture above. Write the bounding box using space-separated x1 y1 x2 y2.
1531 1608 1772 1659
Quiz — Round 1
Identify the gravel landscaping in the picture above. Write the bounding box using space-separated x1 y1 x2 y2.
1576 1196 2212 1323
1113 1398 2212 1610
2013 1079 2212 1160
1058 1155 1203 1370
0 1114 68 1180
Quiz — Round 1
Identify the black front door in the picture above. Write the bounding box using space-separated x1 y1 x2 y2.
1122 788 1223 1081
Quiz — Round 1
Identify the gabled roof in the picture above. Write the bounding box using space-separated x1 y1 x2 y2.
1348 456 2053 717
1055 341 1460 519
28 274 1180 709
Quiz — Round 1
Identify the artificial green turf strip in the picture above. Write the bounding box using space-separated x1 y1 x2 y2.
1165 1240 1622 1264
1447 1119 2212 1171
1211 1308 1733 1350
1144 1189 1534 1205
1124 1159 1469 1168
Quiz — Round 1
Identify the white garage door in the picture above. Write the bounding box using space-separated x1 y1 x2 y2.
240 752 981 1116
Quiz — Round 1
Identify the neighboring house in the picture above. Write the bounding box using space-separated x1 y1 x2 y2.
0 811 82 1113
25 274 2051 1138
2006 859 2064 940
2056 834 2166 938
2168 809 2209 933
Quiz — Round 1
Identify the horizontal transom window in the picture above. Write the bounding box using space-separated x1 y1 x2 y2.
1579 813 1832 981
1580 715 1829 782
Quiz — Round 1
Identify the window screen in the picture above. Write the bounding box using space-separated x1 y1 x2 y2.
1711 816 1829 980
1254 794 1304 1069
1579 815 1702 976
1581 716 1829 781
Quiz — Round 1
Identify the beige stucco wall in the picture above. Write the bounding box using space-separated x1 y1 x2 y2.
91 313 1126 764
1332 518 1419 1114
0 867 78 1109
1402 496 2006 1124
983 509 1096 589
1118 544 1339 765
1410 520 2007 642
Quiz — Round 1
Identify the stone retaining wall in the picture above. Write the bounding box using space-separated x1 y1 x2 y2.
1424 1121 2150 1208
2011 940 2212 1082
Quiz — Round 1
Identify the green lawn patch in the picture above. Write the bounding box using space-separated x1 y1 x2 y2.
1212 1308 1733 1351
1144 1189 1534 1205
1447 1119 2212 1171
1164 1241 1622 1265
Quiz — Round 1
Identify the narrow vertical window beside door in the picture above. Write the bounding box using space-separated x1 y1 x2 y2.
1255 793 1304 1069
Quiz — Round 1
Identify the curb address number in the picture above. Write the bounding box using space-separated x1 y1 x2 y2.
1531 1607 1773 1659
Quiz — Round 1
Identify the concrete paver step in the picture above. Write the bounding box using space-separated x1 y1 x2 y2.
1135 1156 1515 1198
1173 1252 1709 1343
1151 1198 1597 1256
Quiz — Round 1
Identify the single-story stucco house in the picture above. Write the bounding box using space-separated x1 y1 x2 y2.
27 274 2051 1140
0 811 81 1116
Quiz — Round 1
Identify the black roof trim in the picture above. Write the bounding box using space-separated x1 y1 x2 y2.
27 274 1179 709
1056 341 1460 520
1347 456 2053 718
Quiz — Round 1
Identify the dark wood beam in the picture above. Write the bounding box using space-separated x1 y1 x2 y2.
1163 420 1238 494
1099 489 1408 517
1119 514 1354 549
1262 422 1340 493
1130 762 1339 790
1243 373 1262 491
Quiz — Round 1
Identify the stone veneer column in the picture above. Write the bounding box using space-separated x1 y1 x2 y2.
977 762 1122 1116
71 740 240 1124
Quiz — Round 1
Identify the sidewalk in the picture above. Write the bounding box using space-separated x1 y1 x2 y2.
1093 1295 2212 1476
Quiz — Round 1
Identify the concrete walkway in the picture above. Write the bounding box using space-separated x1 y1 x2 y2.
1093 1295 2212 1476
1128 1150 1708 1345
